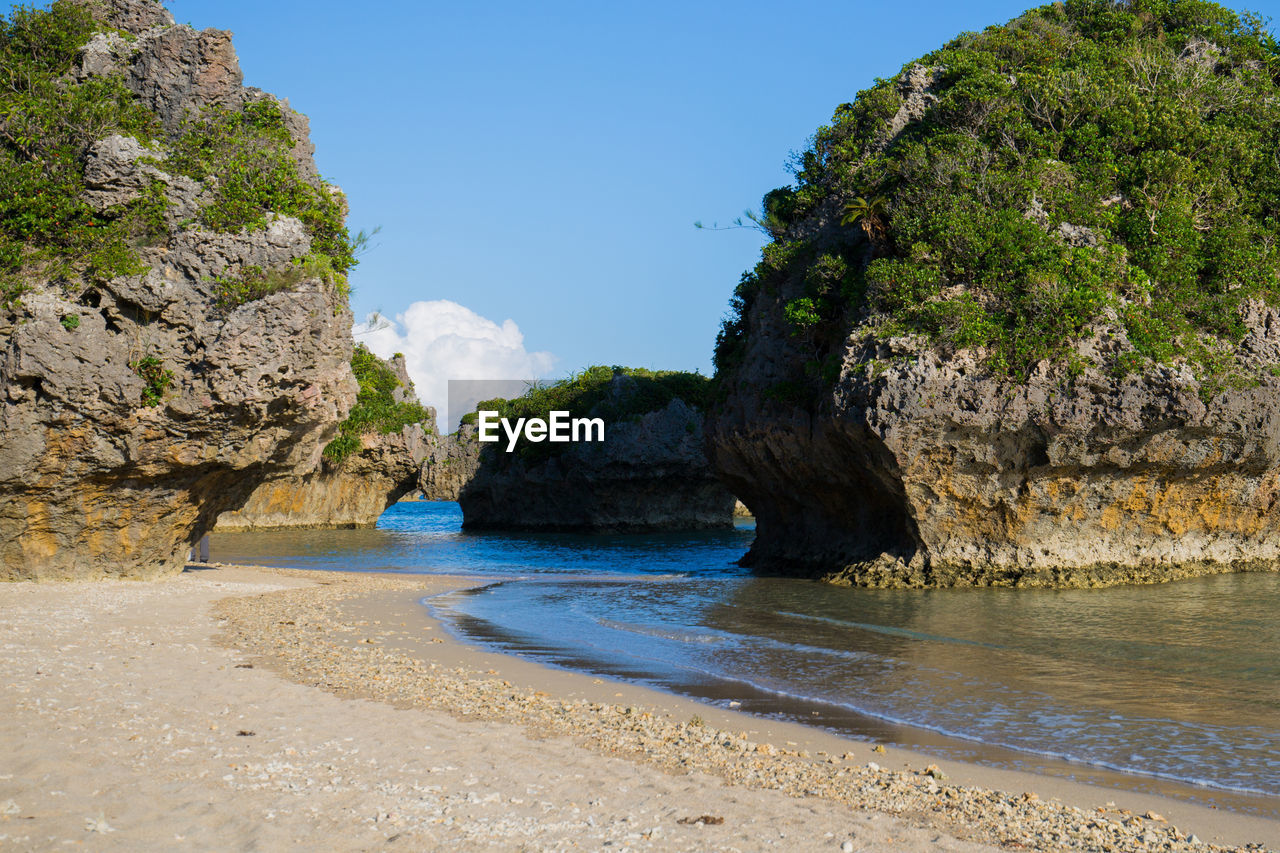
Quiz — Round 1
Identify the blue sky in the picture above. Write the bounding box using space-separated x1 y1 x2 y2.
163 0 1048 379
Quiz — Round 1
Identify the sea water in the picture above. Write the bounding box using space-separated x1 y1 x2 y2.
212 501 1280 810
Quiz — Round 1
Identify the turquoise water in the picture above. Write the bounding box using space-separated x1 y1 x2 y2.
212 501 1280 808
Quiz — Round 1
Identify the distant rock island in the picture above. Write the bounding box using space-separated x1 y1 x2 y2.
708 1 1280 587
458 367 735 532
215 346 434 531
0 0 357 578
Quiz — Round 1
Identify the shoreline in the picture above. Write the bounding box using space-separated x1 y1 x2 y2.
217 565 1277 849
420 573 1280 815
1 564 1274 851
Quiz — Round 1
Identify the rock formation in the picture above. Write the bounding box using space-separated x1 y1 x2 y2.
420 424 481 502
460 372 734 532
0 0 356 579
707 2 1280 587
712 323 1280 588
216 354 432 531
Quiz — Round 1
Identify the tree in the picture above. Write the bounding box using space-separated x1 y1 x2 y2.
841 195 889 243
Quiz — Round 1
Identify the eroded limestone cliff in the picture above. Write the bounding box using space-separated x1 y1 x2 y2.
420 424 480 502
712 320 1280 587
215 353 433 531
0 0 355 578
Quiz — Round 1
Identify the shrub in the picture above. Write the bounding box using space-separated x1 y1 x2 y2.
322 345 433 464
783 297 822 329
131 353 172 407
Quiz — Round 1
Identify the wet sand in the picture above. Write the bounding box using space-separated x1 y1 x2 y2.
1 565 1275 851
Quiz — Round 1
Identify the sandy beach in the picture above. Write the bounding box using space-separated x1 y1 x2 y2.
1 565 1276 852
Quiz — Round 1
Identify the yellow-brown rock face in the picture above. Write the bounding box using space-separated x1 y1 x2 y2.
709 317 1280 588
215 423 430 532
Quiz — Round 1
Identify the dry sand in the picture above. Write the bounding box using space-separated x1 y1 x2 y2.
0 565 1275 852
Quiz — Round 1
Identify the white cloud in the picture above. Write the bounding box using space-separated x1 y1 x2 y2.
353 300 556 432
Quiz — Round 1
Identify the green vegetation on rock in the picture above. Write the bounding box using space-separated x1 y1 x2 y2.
715 0 1280 385
0 0 358 308
322 345 433 465
0 1 160 304
462 365 713 462
464 365 712 426
130 352 172 407
167 100 356 284
212 253 347 310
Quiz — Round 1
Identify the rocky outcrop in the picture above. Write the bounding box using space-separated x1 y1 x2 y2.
460 377 735 532
707 3 1280 588
75 0 172 33
213 422 430 530
710 309 1280 588
881 64 942 148
420 424 481 502
71 0 318 181
0 1 355 579
216 354 433 531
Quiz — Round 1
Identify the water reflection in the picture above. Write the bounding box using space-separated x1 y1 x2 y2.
438 572 1279 799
